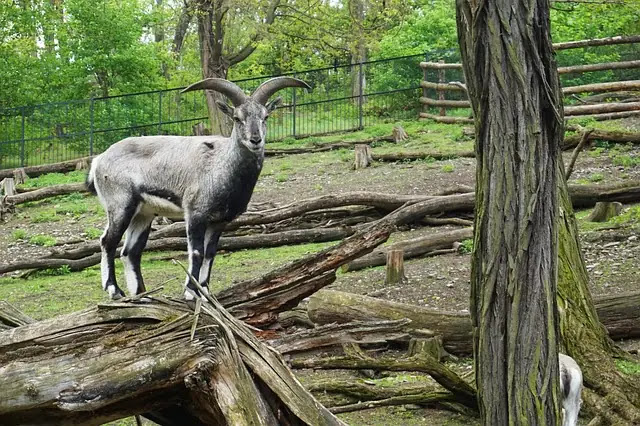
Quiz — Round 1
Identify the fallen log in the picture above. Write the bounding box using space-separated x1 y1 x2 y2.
2 227 356 275
0 156 94 180
552 35 640 50
329 391 456 414
343 228 473 272
0 298 343 425
215 221 394 326
563 128 640 150
268 319 412 354
564 100 640 115
290 353 477 410
307 289 640 355
570 110 640 121
4 182 87 205
371 151 476 162
419 113 474 124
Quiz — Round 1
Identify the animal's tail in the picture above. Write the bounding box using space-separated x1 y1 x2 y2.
86 158 98 195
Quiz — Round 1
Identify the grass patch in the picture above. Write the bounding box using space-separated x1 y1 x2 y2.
84 227 103 239
11 229 27 240
442 163 455 173
19 170 86 189
459 239 473 254
588 173 604 183
29 234 57 247
30 209 60 223
275 173 289 183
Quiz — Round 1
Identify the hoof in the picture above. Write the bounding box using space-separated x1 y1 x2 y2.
107 285 125 300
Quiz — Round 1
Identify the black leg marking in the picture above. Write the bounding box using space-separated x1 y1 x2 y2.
184 215 208 300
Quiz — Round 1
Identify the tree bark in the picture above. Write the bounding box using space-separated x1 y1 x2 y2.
458 1 564 421
564 100 640 115
384 250 407 285
353 144 372 169
562 128 640 150
307 289 640 355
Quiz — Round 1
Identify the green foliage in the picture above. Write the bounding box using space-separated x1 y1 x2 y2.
616 359 640 376
11 229 27 240
611 153 640 168
29 234 57 247
459 239 474 254
442 163 455 173
32 265 72 277
275 173 289 183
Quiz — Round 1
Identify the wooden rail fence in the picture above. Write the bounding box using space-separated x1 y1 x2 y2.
419 35 640 124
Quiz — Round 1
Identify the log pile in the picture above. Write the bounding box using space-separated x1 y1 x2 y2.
2 181 640 276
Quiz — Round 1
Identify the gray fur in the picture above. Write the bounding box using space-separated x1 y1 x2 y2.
87 78 309 300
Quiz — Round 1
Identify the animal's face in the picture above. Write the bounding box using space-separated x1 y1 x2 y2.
217 98 281 154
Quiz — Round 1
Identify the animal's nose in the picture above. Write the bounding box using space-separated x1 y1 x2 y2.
250 137 261 145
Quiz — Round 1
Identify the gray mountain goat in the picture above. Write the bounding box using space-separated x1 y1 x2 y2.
559 353 583 426
87 77 310 300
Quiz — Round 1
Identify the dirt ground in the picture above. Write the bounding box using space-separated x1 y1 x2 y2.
1 118 639 425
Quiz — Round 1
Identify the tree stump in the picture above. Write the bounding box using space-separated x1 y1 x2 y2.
353 144 373 169
385 249 407 285
586 201 623 222
392 125 409 142
1 178 15 197
75 158 89 170
12 168 28 185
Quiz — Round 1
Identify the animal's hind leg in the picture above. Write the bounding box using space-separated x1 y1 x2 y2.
121 212 153 296
101 203 138 299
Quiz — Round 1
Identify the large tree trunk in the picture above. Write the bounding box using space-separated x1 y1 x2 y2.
556 179 640 423
195 0 232 136
457 0 562 422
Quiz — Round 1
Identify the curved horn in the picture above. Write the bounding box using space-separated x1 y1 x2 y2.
252 77 311 105
181 78 248 107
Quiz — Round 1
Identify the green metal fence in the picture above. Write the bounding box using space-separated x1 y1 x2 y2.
0 54 425 169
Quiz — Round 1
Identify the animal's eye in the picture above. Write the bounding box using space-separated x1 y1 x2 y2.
234 117 242 123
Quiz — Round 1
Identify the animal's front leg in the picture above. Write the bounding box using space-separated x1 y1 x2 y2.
199 225 224 295
184 214 207 300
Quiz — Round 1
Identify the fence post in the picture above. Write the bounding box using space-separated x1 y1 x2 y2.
89 98 94 156
292 73 297 138
422 53 429 113
158 91 163 135
20 107 25 168
358 61 364 130
438 59 446 117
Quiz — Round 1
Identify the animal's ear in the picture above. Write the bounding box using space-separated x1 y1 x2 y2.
216 101 235 118
265 97 282 114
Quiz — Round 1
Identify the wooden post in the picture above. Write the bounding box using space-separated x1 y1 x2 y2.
422 54 429 113
385 249 407 285
12 168 28 185
1 178 15 197
353 144 372 169
75 158 89 171
438 60 446 116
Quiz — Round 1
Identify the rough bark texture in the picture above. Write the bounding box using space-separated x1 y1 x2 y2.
353 144 372 169
0 299 344 425
385 249 407 285
457 0 562 422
